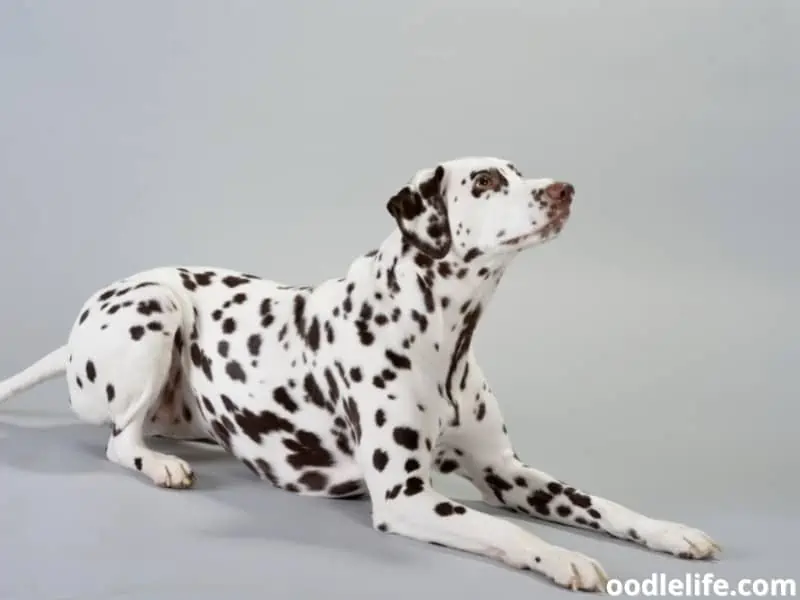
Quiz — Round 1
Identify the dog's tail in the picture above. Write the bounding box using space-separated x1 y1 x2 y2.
0 345 69 405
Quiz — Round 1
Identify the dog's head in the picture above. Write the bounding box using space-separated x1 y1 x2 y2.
386 156 574 262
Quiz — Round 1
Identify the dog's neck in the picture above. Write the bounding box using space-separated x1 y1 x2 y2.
368 228 514 362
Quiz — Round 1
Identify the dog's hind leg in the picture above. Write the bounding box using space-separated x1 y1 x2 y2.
66 284 196 489
105 368 196 489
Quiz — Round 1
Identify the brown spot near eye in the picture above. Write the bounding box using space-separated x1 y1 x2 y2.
469 168 509 197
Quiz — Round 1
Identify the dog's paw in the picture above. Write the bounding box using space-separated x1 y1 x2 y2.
638 519 721 559
533 546 609 592
147 453 196 489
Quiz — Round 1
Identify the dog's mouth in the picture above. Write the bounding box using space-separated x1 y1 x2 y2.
501 209 571 246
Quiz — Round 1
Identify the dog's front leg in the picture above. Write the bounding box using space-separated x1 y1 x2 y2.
438 356 721 560
357 396 608 592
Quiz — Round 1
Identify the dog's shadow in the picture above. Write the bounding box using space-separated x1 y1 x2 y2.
0 414 673 579
0 416 418 566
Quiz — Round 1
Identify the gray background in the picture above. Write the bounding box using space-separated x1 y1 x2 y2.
0 1 797 598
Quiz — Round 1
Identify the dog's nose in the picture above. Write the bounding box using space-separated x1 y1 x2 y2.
544 182 575 205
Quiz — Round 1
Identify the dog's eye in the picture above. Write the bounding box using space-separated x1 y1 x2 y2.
475 174 492 189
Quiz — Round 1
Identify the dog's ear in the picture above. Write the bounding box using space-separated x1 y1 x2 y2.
386 165 451 259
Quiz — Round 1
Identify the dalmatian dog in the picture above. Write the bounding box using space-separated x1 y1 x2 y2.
0 156 719 591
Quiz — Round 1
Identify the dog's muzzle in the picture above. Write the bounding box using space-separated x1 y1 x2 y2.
544 182 574 210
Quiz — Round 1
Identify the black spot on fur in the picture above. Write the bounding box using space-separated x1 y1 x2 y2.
85 360 96 383
385 484 402 500
259 298 275 328
410 309 428 333
299 470 328 491
333 361 349 389
438 459 459 474
328 479 364 497
528 489 554 516
403 476 425 496
137 300 162 316
475 402 486 421
293 294 321 352
323 368 340 404
194 271 214 286
225 360 247 382
385 349 411 370
220 394 237 412
463 248 483 262
283 430 335 469
133 457 143 471
236 408 295 443
306 318 321 352
247 333 262 356
372 449 389 472
356 321 375 346
484 470 514 503
303 373 327 410
359 301 374 321
189 342 213 381
435 501 465 516
129 325 145 341
375 409 386 427
105 384 115 402
386 261 400 294
222 317 237 334
222 275 250 288
565 487 593 509
392 426 419 451
273 386 299 413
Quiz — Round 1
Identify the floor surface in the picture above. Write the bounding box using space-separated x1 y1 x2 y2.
1 396 796 600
